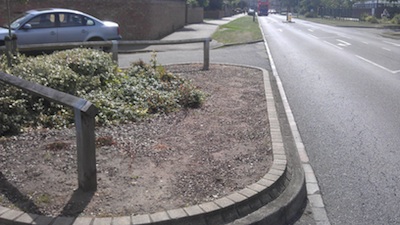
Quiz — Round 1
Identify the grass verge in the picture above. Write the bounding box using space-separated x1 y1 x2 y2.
212 15 263 45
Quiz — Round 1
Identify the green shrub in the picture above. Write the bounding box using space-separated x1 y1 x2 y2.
359 12 369 22
304 12 316 18
0 49 205 136
391 14 400 24
366 15 379 23
0 85 29 135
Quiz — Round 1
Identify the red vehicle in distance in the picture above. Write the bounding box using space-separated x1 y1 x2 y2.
258 0 269 16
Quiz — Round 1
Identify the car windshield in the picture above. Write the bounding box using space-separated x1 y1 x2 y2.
9 13 30 29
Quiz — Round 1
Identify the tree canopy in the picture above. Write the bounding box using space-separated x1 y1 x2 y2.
187 0 210 7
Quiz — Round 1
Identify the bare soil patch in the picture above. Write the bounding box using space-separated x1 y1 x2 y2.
0 64 272 217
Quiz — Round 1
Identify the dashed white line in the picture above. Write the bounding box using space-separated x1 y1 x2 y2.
382 47 392 52
324 41 343 50
336 39 351 46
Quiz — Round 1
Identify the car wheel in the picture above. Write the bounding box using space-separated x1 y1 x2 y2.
87 37 110 52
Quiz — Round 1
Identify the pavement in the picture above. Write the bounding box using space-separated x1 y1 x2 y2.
0 14 319 225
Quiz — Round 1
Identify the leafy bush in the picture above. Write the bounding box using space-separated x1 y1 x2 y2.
366 15 379 24
304 12 317 18
0 49 206 136
359 13 369 22
391 14 400 24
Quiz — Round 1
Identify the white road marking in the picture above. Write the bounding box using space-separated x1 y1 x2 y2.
336 39 351 47
324 41 343 50
278 29 283 32
382 47 392 52
308 34 319 39
383 41 400 47
308 29 314 32
356 55 400 74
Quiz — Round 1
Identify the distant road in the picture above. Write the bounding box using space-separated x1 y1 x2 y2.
260 14 400 224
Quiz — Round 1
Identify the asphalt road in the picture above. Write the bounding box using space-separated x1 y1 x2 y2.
260 14 400 224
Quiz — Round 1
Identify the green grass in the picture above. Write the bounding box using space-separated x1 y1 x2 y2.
212 16 263 45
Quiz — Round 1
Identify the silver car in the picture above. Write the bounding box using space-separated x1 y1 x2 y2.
0 8 121 46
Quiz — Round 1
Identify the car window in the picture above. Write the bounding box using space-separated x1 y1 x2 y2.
58 13 95 27
28 13 56 29
10 13 29 29
59 13 82 27
85 17 95 26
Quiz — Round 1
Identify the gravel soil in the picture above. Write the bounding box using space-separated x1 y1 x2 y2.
0 64 272 218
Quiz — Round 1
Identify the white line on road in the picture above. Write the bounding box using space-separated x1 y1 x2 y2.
308 29 314 32
382 47 392 52
260 22 332 225
307 34 319 39
336 39 351 46
384 41 400 47
324 41 343 50
278 29 283 32
356 55 400 74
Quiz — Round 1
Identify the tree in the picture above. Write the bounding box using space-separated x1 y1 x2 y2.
224 0 241 7
4 0 29 66
206 0 224 10
300 0 322 14
187 0 210 7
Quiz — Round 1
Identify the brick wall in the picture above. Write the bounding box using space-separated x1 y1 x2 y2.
187 6 204 24
0 0 187 40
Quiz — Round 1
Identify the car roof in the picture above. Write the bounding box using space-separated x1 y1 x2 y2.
26 8 87 16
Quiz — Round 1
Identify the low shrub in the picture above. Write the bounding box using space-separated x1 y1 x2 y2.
359 12 369 22
0 49 206 136
366 15 379 24
391 14 400 24
304 12 317 18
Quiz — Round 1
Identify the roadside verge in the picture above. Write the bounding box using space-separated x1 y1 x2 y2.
0 64 306 225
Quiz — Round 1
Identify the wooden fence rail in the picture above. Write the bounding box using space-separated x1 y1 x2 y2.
0 71 98 192
0 37 211 191
0 37 212 70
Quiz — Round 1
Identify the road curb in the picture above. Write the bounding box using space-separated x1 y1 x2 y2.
0 64 306 225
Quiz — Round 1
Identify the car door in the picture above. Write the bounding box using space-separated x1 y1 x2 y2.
16 13 57 45
57 13 90 43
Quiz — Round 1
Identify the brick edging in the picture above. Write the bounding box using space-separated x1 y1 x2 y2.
0 64 295 225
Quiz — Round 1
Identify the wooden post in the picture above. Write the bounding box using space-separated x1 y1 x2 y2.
203 38 210 70
4 36 12 67
111 40 118 63
74 102 98 192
